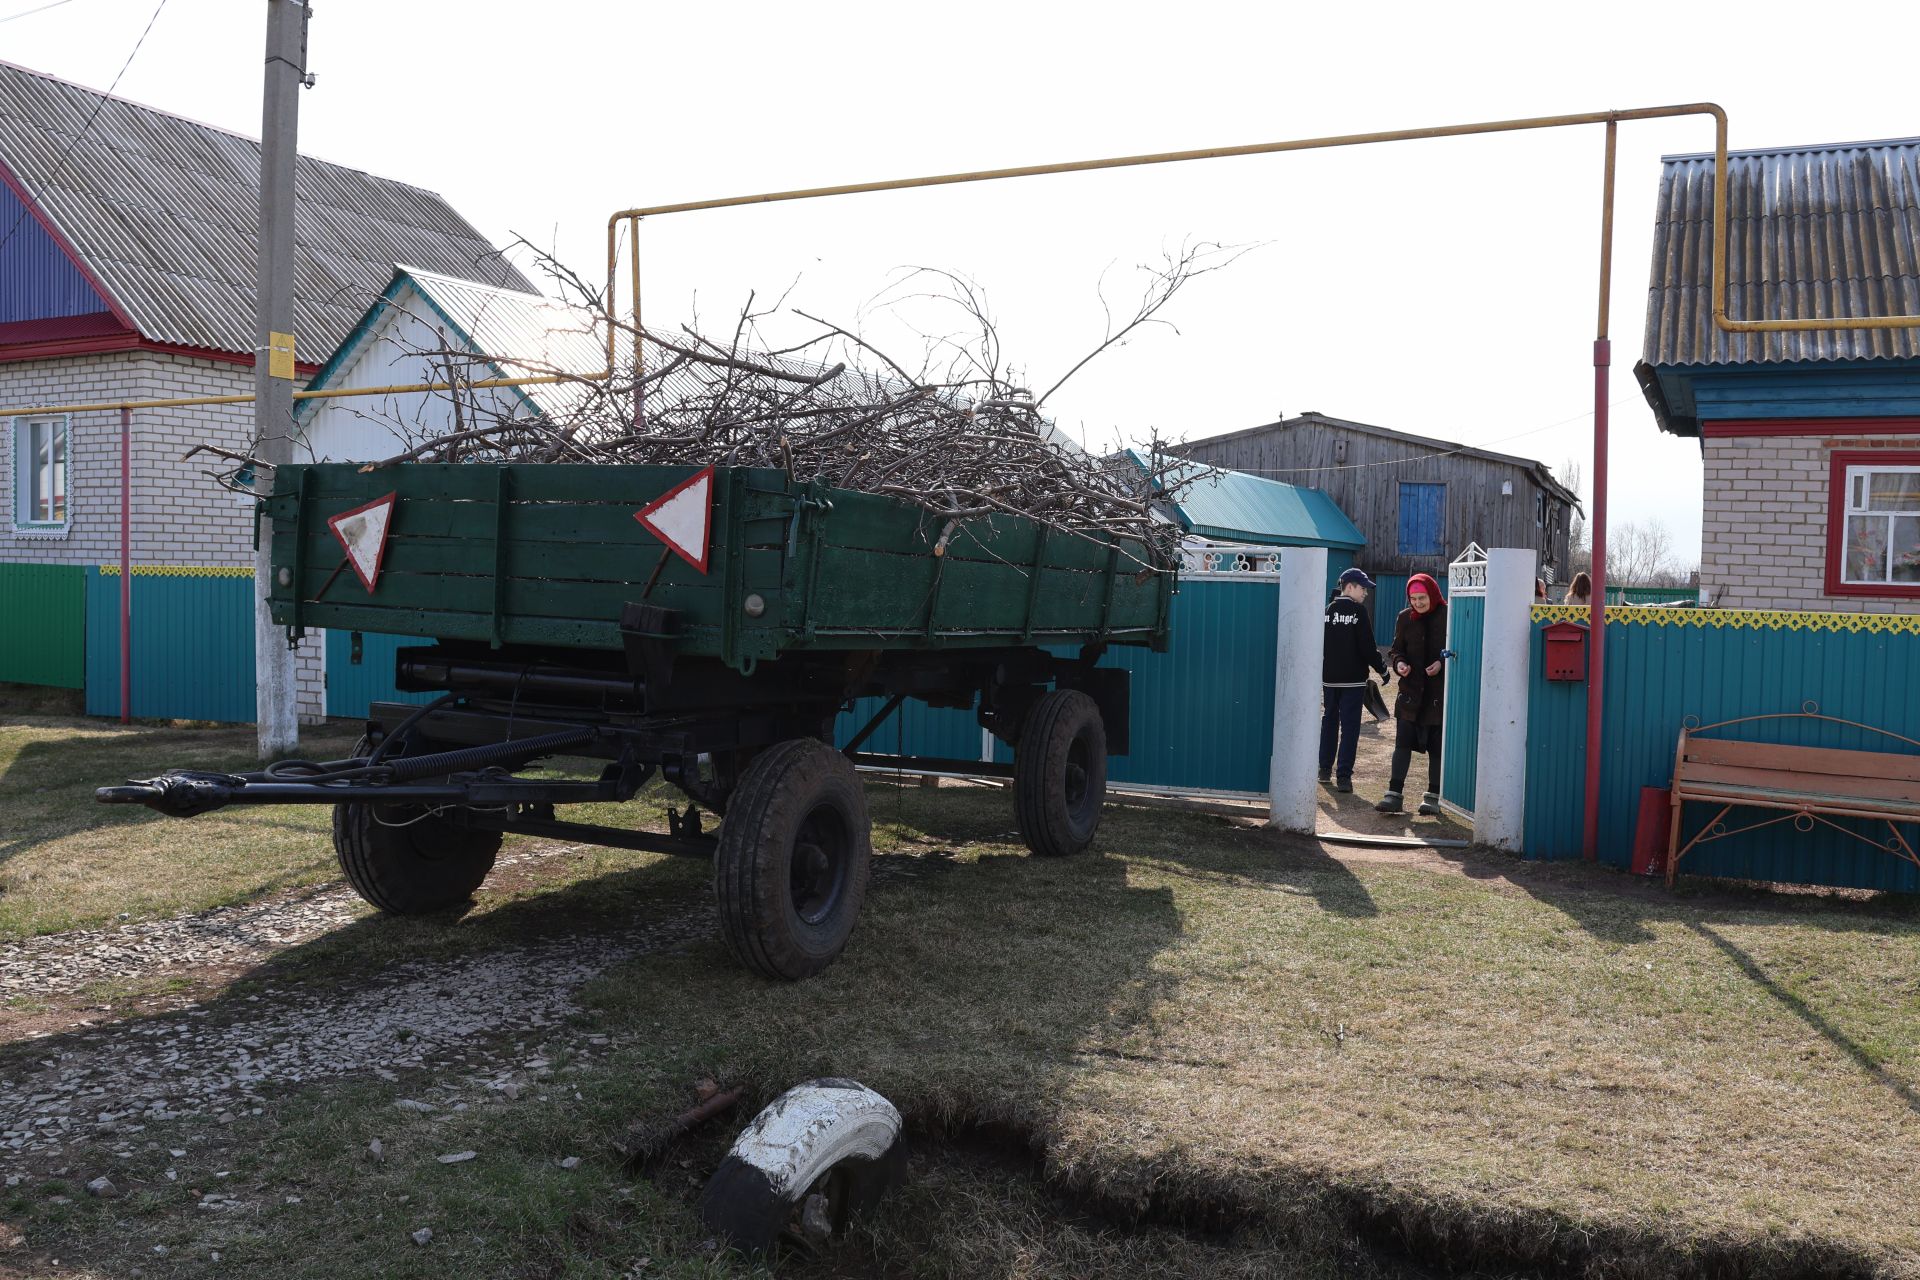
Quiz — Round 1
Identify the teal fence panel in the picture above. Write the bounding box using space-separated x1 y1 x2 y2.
851 577 1281 796
1103 577 1278 793
1438 594 1484 811
85 569 257 722
989 579 1280 794
0 562 85 688
324 630 438 718
1523 608 1920 892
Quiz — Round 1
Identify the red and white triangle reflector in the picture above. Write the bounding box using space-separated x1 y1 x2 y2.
327 491 398 593
634 466 714 574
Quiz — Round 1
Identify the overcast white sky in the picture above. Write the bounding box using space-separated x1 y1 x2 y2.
8 0 1920 564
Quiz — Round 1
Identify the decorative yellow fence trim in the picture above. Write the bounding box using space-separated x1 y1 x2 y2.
1530 604 1920 634
98 565 255 578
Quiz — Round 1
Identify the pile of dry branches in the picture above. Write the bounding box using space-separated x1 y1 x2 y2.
257 242 1247 561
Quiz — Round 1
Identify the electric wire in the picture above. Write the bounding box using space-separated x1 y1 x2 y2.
0 0 76 24
0 0 172 258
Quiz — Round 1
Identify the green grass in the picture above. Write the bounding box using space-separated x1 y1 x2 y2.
0 716 363 939
2 718 1919 1277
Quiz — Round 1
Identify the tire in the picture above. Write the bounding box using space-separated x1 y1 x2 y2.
331 737 501 915
700 1079 906 1255
1013 688 1107 857
713 740 871 981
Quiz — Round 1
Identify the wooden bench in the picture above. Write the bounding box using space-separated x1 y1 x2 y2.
1667 713 1920 887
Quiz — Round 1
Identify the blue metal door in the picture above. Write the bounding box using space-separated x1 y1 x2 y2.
1398 483 1445 557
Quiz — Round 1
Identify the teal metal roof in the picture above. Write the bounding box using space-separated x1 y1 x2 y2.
1133 453 1365 550
295 266 606 425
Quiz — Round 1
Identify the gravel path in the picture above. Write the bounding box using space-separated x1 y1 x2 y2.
0 846 711 1163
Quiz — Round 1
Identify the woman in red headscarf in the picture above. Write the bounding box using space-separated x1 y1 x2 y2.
1376 572 1448 815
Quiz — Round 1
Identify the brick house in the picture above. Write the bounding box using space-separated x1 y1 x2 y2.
1637 137 1920 614
0 59 530 716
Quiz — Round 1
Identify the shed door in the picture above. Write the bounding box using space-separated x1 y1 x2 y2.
1397 482 1445 557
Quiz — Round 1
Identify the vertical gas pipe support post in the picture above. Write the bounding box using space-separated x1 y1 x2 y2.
1581 120 1618 863
119 406 131 724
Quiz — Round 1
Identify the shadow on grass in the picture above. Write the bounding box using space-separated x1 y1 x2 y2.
0 719 361 867
0 776 1206 1277
1689 919 1920 1118
1404 840 1920 1122
1127 822 1381 918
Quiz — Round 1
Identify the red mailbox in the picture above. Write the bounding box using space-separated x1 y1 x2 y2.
1543 620 1589 681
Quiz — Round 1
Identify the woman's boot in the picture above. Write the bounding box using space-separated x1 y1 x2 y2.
1374 790 1403 813
1417 791 1442 816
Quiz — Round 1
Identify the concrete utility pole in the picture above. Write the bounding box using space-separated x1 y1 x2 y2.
253 0 311 759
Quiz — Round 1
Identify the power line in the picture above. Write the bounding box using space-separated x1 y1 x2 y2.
0 0 76 24
0 0 172 258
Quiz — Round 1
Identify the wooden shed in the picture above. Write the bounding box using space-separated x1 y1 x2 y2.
1174 412 1581 582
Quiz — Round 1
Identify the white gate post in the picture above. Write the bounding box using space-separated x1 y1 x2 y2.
1268 546 1327 832
1473 548 1537 851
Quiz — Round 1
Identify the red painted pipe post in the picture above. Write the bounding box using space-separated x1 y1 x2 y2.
119 406 131 724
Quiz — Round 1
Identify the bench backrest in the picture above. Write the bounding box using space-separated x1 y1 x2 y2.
1678 733 1920 804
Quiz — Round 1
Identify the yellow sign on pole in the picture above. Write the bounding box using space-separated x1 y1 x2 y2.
268 331 296 380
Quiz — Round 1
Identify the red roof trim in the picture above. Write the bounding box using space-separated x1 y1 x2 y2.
0 331 320 377
1704 417 1920 438
0 312 129 345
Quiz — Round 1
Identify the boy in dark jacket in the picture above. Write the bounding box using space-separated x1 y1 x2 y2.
1376 572 1448 816
1320 567 1388 792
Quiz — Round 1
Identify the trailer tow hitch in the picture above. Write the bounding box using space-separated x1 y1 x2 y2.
97 725 608 817
98 772 250 818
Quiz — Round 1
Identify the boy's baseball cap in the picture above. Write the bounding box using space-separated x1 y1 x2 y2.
1338 568 1376 589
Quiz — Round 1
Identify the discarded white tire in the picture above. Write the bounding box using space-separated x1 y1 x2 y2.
699 1078 905 1253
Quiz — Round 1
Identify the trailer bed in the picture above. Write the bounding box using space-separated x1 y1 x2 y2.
264 464 1170 664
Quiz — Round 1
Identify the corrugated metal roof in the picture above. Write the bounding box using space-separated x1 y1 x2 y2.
299 266 608 422
1643 137 1920 367
1135 452 1366 550
0 59 532 361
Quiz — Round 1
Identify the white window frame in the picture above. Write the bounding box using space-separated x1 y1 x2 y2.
11 414 72 532
1838 462 1920 587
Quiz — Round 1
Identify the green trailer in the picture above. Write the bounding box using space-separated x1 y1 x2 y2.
102 463 1174 980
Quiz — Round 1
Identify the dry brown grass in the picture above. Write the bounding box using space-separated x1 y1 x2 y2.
588 784 1920 1277
3 718 1918 1277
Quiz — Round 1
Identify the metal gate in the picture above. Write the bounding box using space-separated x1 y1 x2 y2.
842 542 1285 799
1439 544 1486 815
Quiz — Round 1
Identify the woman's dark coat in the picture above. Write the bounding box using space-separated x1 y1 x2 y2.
1388 601 1448 727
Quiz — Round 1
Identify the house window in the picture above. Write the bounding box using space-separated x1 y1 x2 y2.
1826 451 1920 597
1397 482 1445 557
11 416 70 529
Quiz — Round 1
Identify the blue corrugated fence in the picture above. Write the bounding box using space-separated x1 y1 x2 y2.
84 568 257 722
1523 608 1920 892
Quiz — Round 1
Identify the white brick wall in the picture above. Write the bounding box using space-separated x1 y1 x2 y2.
0 351 277 564
1700 431 1920 614
2 351 327 717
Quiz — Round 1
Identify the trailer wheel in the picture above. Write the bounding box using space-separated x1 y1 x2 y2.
1014 689 1107 857
700 1078 905 1256
714 740 870 981
331 738 500 915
